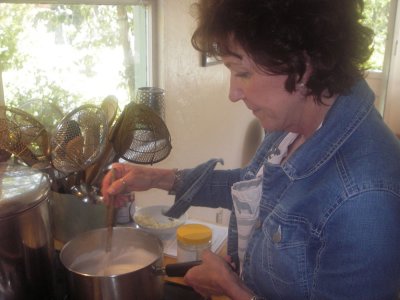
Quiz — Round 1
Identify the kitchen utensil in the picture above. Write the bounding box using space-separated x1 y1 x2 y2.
0 105 50 167
0 163 55 300
117 103 172 165
69 182 98 204
101 95 119 129
84 102 169 186
135 87 165 120
51 104 108 175
59 227 200 300
0 117 38 166
19 98 64 133
105 207 115 252
83 101 128 186
105 169 116 252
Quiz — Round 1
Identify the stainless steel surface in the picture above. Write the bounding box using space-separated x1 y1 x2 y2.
0 163 54 300
49 191 107 244
60 227 164 300
135 87 165 120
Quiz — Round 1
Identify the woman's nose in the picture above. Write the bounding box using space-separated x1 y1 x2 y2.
229 81 243 103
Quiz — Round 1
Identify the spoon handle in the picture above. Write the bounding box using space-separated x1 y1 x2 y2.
105 169 116 252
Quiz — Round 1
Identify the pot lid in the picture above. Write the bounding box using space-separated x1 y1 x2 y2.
0 163 50 218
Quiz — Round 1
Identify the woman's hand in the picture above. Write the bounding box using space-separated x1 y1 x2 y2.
184 250 254 300
101 163 176 207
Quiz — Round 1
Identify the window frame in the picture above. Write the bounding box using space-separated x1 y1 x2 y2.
0 0 158 106
382 0 400 135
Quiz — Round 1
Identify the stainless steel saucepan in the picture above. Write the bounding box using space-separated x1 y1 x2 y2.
60 227 199 300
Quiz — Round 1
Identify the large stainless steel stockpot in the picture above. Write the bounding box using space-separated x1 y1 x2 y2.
0 163 54 300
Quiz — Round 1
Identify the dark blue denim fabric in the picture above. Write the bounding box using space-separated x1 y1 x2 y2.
171 79 400 299
164 158 224 218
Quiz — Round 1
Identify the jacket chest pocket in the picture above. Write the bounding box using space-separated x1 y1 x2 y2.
261 214 310 296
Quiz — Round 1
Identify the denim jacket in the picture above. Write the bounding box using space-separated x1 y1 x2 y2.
170 79 400 299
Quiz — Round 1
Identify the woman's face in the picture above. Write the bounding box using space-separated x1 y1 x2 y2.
222 43 309 133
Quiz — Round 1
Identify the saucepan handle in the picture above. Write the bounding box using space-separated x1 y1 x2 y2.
153 260 201 277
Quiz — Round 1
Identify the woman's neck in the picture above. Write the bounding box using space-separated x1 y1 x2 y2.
282 94 337 162
300 94 337 139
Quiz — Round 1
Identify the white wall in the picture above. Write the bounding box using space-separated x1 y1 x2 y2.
134 0 259 224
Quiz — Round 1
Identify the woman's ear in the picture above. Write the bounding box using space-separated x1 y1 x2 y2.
302 52 313 84
295 53 313 94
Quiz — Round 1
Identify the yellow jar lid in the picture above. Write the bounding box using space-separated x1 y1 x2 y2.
177 224 212 245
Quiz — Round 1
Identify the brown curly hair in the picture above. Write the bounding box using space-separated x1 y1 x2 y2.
191 0 374 103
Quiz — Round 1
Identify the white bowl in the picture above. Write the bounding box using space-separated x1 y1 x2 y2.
133 205 187 239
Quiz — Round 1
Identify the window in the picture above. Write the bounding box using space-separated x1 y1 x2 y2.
362 0 399 125
363 0 392 72
381 0 400 135
0 0 154 114
361 0 400 135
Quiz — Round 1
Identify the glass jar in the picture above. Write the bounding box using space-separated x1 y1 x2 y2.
176 224 212 262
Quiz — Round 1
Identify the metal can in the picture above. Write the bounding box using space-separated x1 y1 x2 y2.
176 224 212 262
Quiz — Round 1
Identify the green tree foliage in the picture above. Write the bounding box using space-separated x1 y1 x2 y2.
362 0 391 71
0 0 391 114
0 3 136 113
0 4 28 70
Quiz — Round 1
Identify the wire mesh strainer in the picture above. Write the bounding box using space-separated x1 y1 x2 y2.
115 103 172 164
19 98 64 133
0 105 50 166
84 101 172 186
0 116 38 166
51 104 108 174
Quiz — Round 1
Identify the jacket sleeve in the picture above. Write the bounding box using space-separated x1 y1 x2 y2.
311 191 400 299
164 158 242 218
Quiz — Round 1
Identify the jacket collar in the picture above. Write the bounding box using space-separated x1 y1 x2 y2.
280 79 375 179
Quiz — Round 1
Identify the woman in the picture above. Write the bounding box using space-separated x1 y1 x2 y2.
102 0 400 299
